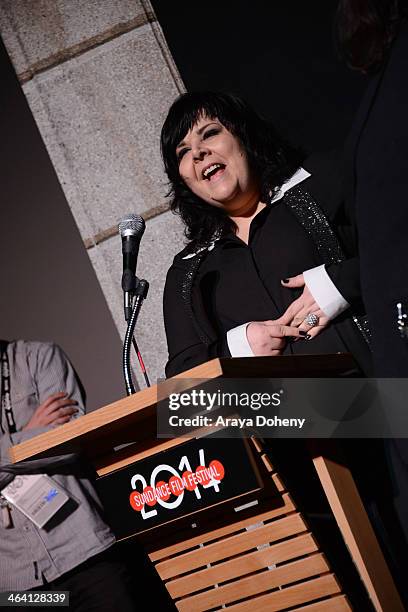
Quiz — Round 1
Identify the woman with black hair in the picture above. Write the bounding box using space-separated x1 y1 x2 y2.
161 91 371 378
159 92 408 600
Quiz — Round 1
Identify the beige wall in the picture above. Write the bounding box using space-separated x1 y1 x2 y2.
0 0 186 386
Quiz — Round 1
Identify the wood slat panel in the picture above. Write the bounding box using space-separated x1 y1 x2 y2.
156 513 307 580
313 455 404 612
250 437 264 455
294 594 352 611
254 454 286 494
222 574 341 612
257 450 286 491
176 553 329 611
167 532 319 599
261 454 274 473
148 493 295 562
272 473 286 492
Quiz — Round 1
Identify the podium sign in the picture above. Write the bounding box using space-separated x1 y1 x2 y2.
96 435 265 538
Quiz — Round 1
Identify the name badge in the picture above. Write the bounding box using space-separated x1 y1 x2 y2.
2 475 69 528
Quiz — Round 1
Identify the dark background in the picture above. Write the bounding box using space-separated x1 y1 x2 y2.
152 0 367 151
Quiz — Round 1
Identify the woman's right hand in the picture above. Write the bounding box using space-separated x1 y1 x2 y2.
246 319 303 356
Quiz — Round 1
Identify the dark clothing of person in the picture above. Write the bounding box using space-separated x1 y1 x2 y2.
31 548 137 612
345 17 408 596
198 191 351 351
346 19 408 377
164 153 371 378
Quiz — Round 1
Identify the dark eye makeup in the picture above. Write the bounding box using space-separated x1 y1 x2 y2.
176 125 221 163
176 147 188 162
203 127 221 139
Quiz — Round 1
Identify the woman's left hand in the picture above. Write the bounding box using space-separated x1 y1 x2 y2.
280 274 329 339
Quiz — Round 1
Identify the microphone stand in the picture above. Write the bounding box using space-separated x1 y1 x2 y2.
123 278 150 395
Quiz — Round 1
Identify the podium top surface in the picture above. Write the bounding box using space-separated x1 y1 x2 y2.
8 353 355 464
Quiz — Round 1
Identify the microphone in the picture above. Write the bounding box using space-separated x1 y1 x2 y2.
118 214 145 320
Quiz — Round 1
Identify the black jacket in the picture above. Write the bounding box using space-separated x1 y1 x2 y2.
164 153 372 378
345 19 408 377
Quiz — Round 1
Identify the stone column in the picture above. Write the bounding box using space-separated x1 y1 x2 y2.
0 0 186 385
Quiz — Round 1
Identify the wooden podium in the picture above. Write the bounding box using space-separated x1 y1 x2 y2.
9 355 403 611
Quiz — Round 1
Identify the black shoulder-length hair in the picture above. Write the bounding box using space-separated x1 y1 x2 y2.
160 91 303 248
336 0 407 73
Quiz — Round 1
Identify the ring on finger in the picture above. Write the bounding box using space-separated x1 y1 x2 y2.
304 313 319 328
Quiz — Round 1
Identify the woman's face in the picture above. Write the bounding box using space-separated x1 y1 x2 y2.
175 115 260 214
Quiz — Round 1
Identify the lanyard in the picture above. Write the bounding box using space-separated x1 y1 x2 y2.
0 341 16 434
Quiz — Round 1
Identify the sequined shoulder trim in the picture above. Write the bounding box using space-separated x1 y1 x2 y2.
181 239 219 259
282 186 344 265
283 186 371 346
180 250 212 345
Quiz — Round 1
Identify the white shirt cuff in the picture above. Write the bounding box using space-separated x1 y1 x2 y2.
227 323 254 357
303 264 349 320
